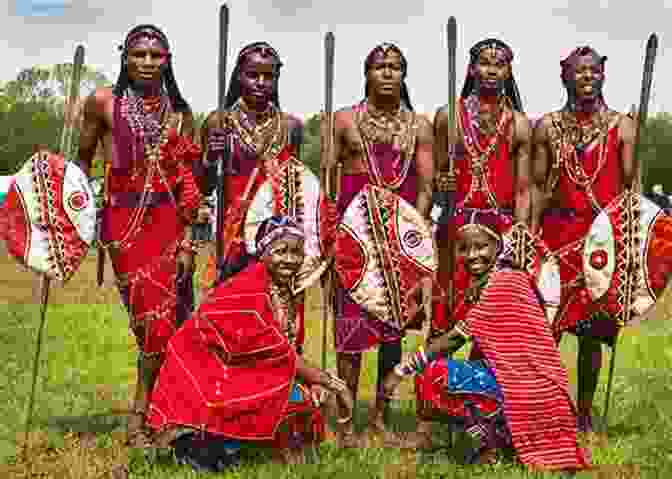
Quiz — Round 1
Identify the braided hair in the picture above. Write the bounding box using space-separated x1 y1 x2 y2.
225 42 283 110
460 38 524 112
363 43 414 111
113 24 190 113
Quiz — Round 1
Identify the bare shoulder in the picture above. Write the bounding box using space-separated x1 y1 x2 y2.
283 112 304 130
85 86 113 114
614 109 635 140
204 109 226 129
533 112 556 139
334 107 354 130
433 104 449 126
414 112 433 140
512 111 531 138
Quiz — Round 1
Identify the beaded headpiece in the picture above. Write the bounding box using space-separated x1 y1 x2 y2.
112 24 189 113
255 216 305 259
363 42 413 111
461 38 523 112
225 41 283 109
560 46 607 83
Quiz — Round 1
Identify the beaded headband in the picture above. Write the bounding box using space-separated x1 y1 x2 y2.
364 42 408 77
255 216 305 258
560 46 607 82
119 26 170 54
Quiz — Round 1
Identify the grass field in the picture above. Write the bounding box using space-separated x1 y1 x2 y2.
1 243 672 478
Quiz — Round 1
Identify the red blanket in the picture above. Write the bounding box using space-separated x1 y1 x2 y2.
147 262 300 441
467 270 591 470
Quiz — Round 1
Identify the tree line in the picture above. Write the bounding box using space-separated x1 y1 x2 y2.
1 64 670 193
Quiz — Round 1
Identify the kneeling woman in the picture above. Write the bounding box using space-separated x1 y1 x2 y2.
147 216 353 471
383 209 590 472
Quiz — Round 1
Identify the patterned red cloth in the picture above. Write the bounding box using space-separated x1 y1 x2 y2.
541 122 624 339
201 145 308 350
467 269 590 470
147 262 324 442
103 127 202 356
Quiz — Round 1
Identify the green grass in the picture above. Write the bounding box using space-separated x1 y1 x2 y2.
2 277 672 477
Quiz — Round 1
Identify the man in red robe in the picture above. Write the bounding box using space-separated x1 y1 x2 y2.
77 24 202 446
199 42 309 352
321 43 434 446
147 216 353 471
427 38 532 439
533 46 637 433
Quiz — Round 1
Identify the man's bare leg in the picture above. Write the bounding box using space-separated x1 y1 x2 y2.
577 335 603 433
369 340 403 444
336 352 362 447
128 354 162 447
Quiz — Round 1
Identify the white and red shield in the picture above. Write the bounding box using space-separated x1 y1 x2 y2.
0 152 96 282
501 222 562 323
243 154 328 294
583 191 672 326
335 185 438 331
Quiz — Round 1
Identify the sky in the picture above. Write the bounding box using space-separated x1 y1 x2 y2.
1 0 670 120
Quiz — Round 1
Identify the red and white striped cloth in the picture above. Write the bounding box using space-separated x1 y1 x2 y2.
467 269 591 471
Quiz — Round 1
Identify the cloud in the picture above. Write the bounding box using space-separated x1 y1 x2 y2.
0 1 669 118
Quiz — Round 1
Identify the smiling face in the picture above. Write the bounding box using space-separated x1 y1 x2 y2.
568 54 605 101
471 46 511 93
262 236 305 286
366 48 403 99
457 226 499 277
238 50 278 110
125 34 169 87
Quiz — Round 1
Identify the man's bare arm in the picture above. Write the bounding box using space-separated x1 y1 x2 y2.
530 116 552 233
77 90 106 177
320 109 346 195
415 115 434 218
433 106 449 172
512 112 532 225
197 111 220 195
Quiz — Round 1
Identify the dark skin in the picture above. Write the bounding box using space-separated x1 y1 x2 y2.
383 228 499 449
320 49 434 444
321 50 434 218
263 237 355 437
77 36 195 436
532 53 636 426
200 51 302 197
433 48 533 225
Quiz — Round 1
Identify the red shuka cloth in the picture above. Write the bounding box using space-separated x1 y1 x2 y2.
104 128 202 355
201 145 307 349
541 123 624 338
467 269 590 470
147 262 320 442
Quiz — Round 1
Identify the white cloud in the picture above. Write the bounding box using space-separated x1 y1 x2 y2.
0 0 669 119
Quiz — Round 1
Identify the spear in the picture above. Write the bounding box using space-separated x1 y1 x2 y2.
215 3 230 284
321 31 336 370
23 44 85 453
603 33 657 430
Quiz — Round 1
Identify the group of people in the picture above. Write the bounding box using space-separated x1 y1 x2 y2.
70 22 650 474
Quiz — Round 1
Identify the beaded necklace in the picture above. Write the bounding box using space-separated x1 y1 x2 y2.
458 95 512 207
355 99 417 189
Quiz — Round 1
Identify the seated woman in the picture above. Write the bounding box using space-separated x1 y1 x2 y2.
146 216 353 471
383 209 590 472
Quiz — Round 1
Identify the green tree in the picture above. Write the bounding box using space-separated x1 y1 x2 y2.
0 64 112 175
640 112 672 193
302 113 320 176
